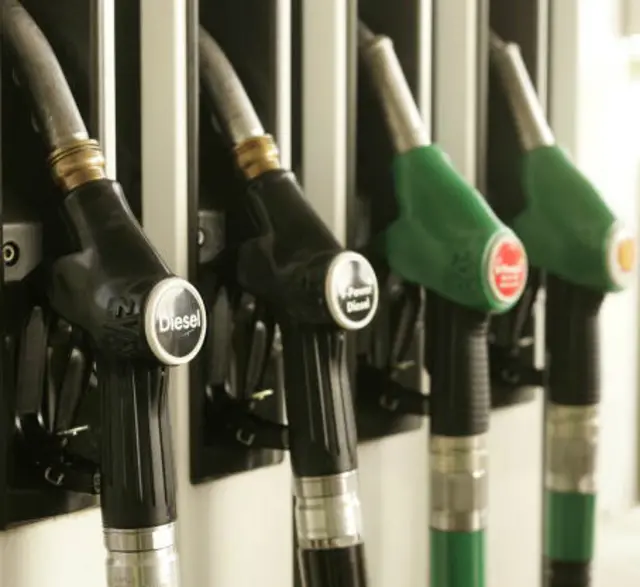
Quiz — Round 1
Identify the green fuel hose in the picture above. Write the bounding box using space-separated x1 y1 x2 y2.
359 23 529 587
489 32 636 587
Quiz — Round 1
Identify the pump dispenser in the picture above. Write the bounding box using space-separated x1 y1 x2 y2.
490 31 636 587
199 27 378 587
2 2 207 586
358 22 529 587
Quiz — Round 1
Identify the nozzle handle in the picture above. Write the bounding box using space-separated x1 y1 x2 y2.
385 145 528 313
298 544 368 587
426 296 490 436
546 277 603 406
237 170 378 329
49 179 207 365
99 358 176 530
515 146 634 293
281 325 358 477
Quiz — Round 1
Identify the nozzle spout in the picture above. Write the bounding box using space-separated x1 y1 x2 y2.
199 26 265 146
358 22 429 154
2 0 89 150
489 31 554 151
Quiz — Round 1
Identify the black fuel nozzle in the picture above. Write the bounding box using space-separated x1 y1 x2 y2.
3 3 207 586
199 27 378 587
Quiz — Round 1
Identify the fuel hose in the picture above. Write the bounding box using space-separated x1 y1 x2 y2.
2 3 207 586
199 27 379 587
489 31 636 587
358 22 529 587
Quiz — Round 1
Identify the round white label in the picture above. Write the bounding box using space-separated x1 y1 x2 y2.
324 252 379 330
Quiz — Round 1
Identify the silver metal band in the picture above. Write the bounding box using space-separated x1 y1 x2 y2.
104 523 176 553
545 404 598 494
105 524 179 587
430 435 488 532
294 471 364 549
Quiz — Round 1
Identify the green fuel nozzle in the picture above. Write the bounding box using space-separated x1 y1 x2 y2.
490 31 636 587
358 24 528 314
358 23 530 587
489 32 635 292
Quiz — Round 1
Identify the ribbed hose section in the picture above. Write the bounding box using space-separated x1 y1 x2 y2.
98 358 177 530
198 26 264 146
280 325 358 477
2 0 89 149
299 545 368 587
426 295 490 436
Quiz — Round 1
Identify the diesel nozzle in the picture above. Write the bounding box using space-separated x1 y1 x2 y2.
200 26 378 587
490 30 636 587
3 3 207 586
358 21 530 587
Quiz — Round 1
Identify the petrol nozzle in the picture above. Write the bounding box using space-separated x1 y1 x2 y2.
199 27 378 587
490 31 636 587
358 22 530 587
3 2 207 586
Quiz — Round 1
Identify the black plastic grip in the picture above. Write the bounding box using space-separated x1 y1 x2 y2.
236 170 342 325
298 544 368 587
545 276 603 406
426 294 490 436
98 357 176 530
48 178 170 358
281 324 358 478
544 559 591 587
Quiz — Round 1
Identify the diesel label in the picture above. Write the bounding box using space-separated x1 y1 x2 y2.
158 311 202 333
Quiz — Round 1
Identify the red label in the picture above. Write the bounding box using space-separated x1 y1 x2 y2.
489 237 527 302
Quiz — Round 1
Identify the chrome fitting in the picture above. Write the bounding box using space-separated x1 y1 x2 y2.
430 435 488 532
545 404 599 494
294 470 364 549
234 134 281 180
104 524 179 587
49 139 106 192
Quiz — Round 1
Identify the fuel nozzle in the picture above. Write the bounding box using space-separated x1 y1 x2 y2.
358 24 528 313
490 30 636 587
3 3 207 586
489 31 635 292
200 27 378 587
358 22 530 587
